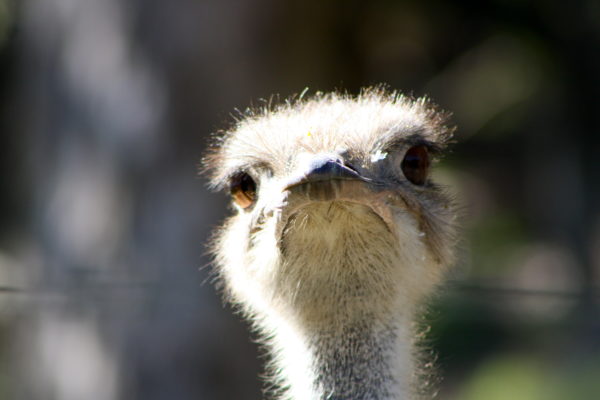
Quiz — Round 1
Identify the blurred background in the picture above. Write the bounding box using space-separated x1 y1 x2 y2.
0 0 599 399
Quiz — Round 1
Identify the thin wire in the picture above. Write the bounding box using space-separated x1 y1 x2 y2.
0 282 161 295
446 280 600 299
1 281 599 299
0 286 24 293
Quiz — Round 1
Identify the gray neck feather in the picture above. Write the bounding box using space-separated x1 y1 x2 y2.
266 311 414 400
308 323 398 400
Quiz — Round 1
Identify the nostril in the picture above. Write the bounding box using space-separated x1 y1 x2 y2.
295 153 362 183
304 155 341 173
285 154 367 189
311 159 341 176
307 159 360 180
344 162 358 173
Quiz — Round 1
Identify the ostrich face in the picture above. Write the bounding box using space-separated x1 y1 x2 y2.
206 91 457 327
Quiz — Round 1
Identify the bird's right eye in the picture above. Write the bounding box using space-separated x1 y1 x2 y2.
401 145 430 186
229 173 257 209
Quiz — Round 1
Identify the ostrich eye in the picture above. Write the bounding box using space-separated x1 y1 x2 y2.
401 145 430 186
230 173 257 209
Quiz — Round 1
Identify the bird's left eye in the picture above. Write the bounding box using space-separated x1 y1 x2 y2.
401 145 430 186
229 173 257 209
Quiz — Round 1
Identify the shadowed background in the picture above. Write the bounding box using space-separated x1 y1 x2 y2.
0 0 599 399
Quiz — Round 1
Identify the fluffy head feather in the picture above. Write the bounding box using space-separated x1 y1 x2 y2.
203 87 457 400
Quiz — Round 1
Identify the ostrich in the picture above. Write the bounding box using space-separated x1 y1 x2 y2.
204 88 458 400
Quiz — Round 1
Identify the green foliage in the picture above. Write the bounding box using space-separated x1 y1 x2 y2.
0 0 13 49
469 212 529 276
456 354 600 400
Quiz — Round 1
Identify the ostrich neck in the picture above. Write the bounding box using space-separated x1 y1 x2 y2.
267 287 416 400
259 202 426 399
268 252 420 400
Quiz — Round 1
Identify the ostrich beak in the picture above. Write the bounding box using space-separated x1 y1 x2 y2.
285 156 365 188
276 154 399 237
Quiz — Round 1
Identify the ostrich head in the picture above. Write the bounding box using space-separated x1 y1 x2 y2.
204 88 457 400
